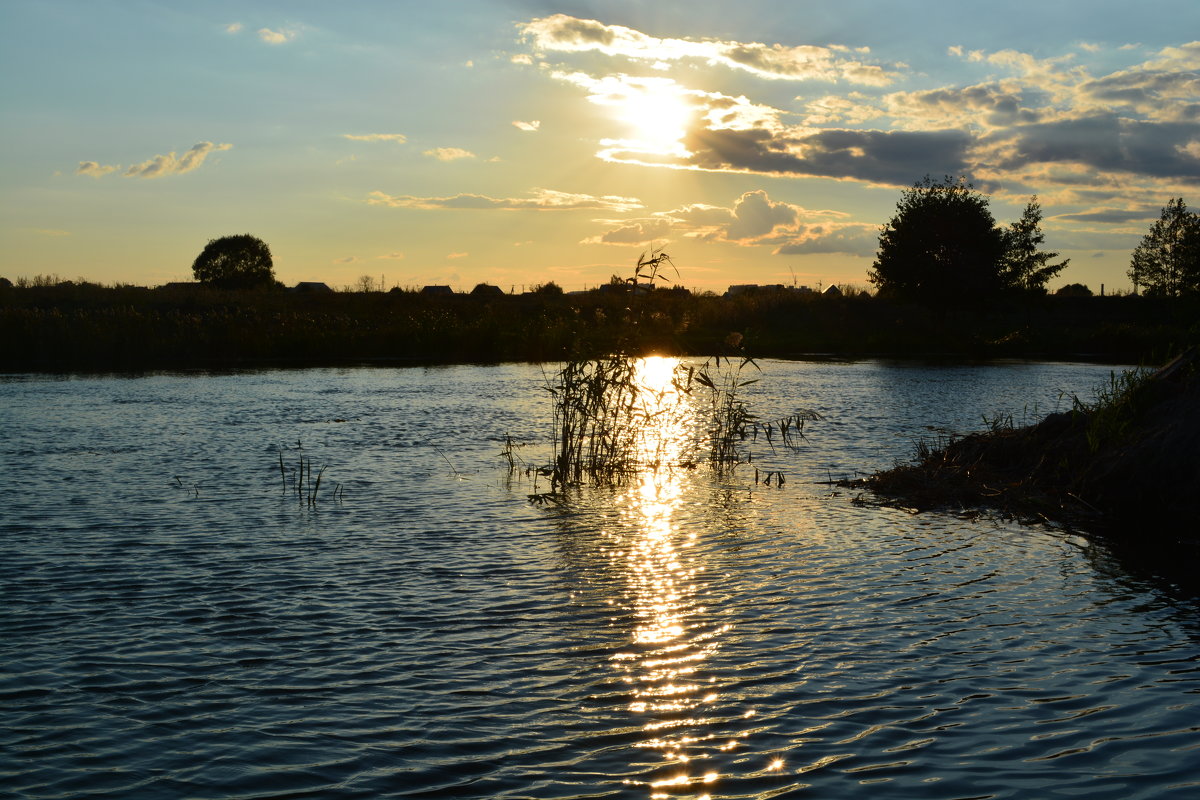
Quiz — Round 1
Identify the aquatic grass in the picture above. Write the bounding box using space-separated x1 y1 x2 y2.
278 442 339 506
534 254 821 496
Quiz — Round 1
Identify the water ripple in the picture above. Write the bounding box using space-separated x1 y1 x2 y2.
2 363 1197 799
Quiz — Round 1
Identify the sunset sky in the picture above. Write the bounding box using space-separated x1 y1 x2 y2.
3 1 1199 293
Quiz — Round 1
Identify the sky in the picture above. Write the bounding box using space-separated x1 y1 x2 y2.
2 0 1199 293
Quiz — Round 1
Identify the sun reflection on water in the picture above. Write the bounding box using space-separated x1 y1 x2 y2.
605 356 734 797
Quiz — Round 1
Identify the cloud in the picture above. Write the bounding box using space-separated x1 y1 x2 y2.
376 252 405 260
580 217 673 245
344 133 407 143
883 82 1043 129
676 126 974 184
1052 206 1165 226
446 252 468 259
512 120 541 131
424 147 476 161
258 27 297 45
123 142 232 179
334 256 362 264
76 161 120 178
521 14 903 85
582 189 869 255
527 24 1200 205
366 187 644 212
802 93 879 125
77 142 231 180
982 114 1200 181
772 224 879 256
224 23 242 34
724 190 798 240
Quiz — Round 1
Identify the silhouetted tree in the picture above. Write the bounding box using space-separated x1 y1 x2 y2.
998 197 1069 293
869 176 1006 303
1128 198 1200 296
192 234 275 289
1055 283 1093 297
533 281 564 296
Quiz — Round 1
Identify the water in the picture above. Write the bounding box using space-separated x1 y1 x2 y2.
1 360 1197 799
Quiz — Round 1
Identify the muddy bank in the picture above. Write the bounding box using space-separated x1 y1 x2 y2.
849 349 1200 539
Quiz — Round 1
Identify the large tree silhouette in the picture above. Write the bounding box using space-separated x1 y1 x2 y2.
868 176 1006 303
192 234 275 289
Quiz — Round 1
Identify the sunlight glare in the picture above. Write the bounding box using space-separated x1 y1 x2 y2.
605 79 695 159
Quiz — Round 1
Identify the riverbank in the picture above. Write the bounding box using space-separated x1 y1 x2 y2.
3 281 1196 371
848 348 1200 538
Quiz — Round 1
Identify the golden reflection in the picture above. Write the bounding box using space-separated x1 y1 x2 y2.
604 357 731 797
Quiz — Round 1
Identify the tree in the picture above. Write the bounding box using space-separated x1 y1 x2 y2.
1128 198 1200 297
998 197 1069 294
868 176 1007 303
1055 283 1093 297
532 281 564 296
192 234 275 289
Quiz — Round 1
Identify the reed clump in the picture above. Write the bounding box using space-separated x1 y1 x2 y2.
279 443 342 506
529 252 820 498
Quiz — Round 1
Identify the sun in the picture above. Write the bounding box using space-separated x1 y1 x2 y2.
618 83 694 154
591 76 695 160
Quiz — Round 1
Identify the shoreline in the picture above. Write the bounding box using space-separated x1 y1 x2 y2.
843 348 1200 540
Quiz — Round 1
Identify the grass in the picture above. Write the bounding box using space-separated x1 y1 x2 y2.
279 443 342 506
849 348 1200 533
528 253 821 499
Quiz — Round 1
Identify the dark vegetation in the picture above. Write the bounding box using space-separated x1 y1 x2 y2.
847 348 1200 540
191 234 276 290
2 278 1198 371
870 176 1068 301
1128 198 1200 297
5 184 1196 371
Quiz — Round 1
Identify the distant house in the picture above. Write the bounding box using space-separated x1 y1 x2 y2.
724 284 760 297
822 284 843 296
291 281 333 293
420 285 455 296
724 284 791 298
469 283 505 297
159 281 201 291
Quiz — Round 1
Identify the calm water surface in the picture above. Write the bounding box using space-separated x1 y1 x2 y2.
1 360 1197 799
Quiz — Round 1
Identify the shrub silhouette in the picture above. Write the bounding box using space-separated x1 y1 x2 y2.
192 234 275 289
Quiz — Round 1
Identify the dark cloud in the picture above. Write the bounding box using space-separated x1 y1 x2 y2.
682 127 973 185
988 114 1200 180
1080 70 1200 107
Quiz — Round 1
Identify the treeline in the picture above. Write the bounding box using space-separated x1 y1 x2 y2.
2 280 1197 371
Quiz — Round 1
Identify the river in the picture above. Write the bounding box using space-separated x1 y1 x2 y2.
1 360 1197 799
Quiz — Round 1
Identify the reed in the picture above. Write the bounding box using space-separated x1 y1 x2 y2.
536 253 818 495
278 443 338 506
